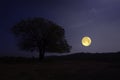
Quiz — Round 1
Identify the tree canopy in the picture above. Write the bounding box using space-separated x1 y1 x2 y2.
11 17 71 60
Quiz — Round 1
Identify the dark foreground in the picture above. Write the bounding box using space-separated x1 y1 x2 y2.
0 53 120 80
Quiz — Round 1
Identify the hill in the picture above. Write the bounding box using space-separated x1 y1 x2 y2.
0 52 120 80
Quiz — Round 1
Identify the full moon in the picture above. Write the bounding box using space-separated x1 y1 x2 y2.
81 36 91 47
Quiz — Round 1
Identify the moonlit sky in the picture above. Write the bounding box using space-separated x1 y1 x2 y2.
1 0 120 56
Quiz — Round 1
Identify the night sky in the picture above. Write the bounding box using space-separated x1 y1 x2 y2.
1 0 120 57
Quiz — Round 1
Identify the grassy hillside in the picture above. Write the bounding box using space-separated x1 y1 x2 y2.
0 53 120 80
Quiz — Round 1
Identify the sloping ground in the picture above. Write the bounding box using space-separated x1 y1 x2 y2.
0 59 120 80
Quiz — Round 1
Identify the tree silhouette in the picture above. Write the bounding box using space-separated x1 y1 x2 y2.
11 17 71 61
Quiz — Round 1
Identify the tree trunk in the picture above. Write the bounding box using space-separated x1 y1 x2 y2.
39 48 45 61
38 40 45 61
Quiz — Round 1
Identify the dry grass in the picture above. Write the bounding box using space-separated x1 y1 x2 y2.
0 59 120 80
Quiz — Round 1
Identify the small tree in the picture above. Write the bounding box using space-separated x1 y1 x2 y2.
11 17 71 61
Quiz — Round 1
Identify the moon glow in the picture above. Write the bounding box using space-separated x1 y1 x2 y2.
81 36 91 47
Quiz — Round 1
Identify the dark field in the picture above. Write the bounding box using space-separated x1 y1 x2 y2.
0 53 120 80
